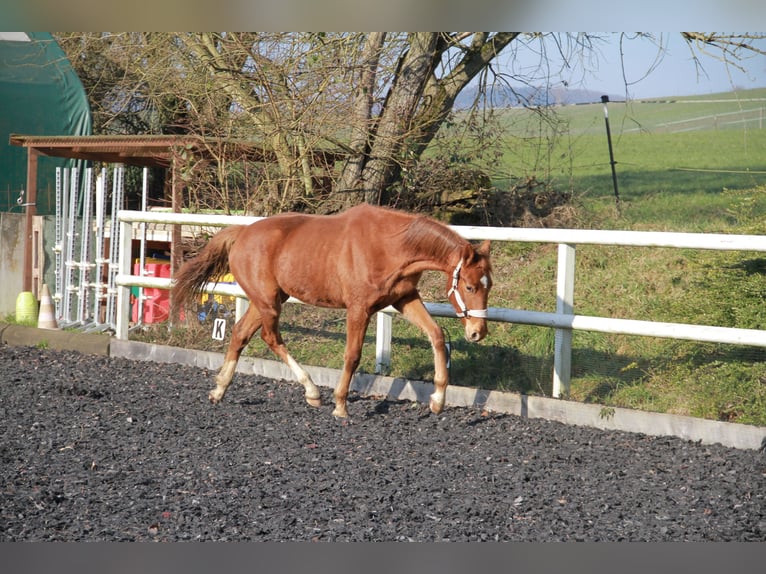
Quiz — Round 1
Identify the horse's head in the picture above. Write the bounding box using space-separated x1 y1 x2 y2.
447 240 492 342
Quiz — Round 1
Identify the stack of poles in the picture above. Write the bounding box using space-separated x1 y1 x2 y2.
54 166 79 326
54 164 146 332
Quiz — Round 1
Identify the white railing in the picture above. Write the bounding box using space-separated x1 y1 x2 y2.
115 209 766 398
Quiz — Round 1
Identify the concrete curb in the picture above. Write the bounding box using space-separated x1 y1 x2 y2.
110 338 766 452
3 323 764 451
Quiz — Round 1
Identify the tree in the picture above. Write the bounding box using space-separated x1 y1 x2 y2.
174 32 522 207
55 32 765 214
55 32 520 211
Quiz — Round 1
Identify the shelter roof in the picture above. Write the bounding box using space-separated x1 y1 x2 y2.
9 134 345 168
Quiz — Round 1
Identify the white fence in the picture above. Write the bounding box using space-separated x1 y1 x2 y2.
114 210 766 398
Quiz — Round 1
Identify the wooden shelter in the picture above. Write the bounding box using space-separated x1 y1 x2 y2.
9 134 344 294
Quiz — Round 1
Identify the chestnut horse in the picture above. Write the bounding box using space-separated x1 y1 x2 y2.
172 203 492 418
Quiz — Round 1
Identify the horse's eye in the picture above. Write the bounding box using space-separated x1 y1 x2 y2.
466 285 475 293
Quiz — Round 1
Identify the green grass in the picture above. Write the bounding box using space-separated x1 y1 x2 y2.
447 90 766 229
132 88 766 426
2 313 38 328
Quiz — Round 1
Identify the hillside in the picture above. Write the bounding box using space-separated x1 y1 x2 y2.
490 87 766 135
454 84 623 108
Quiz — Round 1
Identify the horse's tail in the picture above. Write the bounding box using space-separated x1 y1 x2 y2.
171 225 245 316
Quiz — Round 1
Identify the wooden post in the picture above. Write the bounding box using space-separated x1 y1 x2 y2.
22 148 39 294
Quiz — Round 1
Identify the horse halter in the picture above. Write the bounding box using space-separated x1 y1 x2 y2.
447 260 489 319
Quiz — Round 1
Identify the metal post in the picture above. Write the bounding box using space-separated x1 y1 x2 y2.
54 167 64 317
106 166 125 328
601 95 620 211
92 168 107 326
62 168 79 325
77 167 93 324
553 243 576 398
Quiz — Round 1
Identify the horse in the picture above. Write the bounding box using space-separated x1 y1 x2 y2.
171 203 492 418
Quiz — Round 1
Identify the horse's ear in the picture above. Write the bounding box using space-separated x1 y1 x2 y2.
460 243 474 264
460 241 490 265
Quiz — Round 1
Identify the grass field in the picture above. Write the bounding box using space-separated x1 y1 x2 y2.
133 88 766 426
492 88 766 227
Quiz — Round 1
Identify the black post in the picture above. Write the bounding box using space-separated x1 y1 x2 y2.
601 95 620 211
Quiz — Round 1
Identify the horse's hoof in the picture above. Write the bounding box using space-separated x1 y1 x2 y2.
208 391 222 404
429 398 444 415
306 396 322 408
332 408 348 418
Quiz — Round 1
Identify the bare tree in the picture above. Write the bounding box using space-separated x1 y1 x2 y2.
56 32 766 214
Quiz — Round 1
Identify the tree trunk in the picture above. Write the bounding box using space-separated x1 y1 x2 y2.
340 32 519 206
357 33 440 204
337 32 386 199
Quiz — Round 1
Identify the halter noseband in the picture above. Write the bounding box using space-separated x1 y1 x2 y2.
447 260 488 319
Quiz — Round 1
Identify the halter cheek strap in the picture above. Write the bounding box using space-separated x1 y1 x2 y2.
447 261 489 319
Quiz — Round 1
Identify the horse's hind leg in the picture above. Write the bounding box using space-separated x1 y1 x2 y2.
259 305 322 408
209 303 262 404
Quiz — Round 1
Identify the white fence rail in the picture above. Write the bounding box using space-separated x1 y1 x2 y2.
115 209 766 398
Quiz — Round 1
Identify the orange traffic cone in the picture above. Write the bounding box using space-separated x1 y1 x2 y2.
37 284 59 330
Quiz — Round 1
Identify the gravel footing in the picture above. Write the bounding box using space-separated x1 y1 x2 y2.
2 344 765 541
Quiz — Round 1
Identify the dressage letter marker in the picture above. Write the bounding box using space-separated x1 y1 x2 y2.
212 318 226 341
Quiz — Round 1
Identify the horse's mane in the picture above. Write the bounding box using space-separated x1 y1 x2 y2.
401 215 466 262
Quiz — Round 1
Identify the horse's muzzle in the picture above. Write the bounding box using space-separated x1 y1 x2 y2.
464 319 488 343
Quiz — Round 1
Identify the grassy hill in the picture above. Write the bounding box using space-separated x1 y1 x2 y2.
489 88 766 230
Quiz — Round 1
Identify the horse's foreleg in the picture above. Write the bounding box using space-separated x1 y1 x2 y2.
332 311 371 418
395 296 448 414
209 304 262 404
260 310 322 408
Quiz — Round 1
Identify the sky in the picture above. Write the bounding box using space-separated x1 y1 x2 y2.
498 33 766 100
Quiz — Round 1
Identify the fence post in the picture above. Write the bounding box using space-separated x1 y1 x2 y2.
553 243 576 398
375 311 393 375
235 296 249 323
115 219 133 341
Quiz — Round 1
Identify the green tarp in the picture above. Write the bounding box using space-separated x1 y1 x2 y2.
0 32 91 215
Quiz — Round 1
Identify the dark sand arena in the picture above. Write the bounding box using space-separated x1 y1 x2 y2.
2 344 765 541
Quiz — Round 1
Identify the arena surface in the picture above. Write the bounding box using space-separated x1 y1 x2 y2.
2 344 765 541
